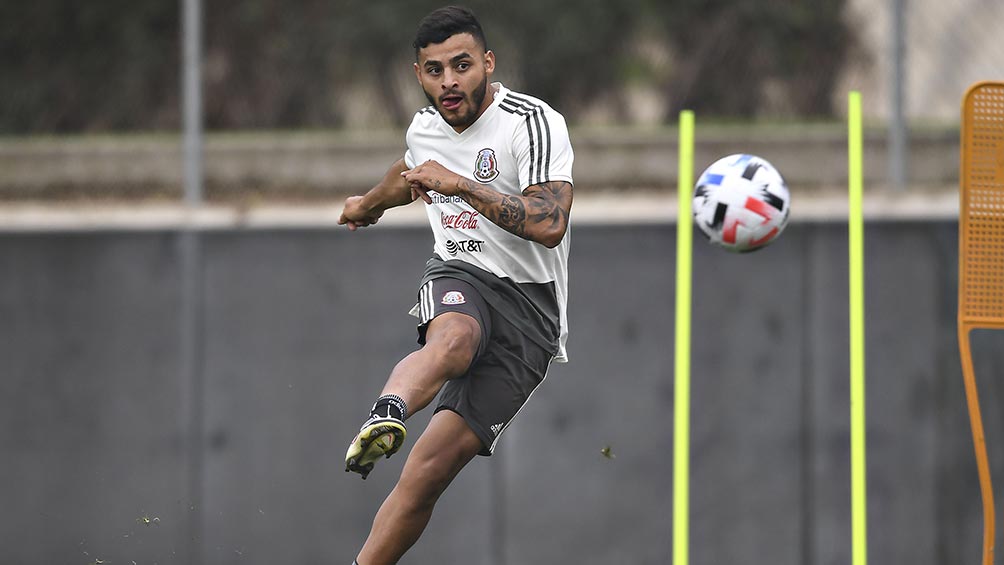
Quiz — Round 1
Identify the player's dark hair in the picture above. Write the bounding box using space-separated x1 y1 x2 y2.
413 6 488 57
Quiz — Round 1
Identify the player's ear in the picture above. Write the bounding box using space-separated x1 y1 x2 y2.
484 50 495 75
413 62 422 83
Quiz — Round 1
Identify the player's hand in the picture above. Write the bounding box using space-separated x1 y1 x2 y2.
338 195 384 231
402 160 463 199
410 183 433 204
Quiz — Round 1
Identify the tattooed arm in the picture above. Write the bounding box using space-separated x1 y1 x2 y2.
402 159 573 248
459 178 572 248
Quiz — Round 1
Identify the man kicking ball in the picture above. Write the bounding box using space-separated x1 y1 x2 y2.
338 6 574 563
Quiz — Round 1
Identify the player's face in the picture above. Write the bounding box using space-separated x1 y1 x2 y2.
414 33 495 132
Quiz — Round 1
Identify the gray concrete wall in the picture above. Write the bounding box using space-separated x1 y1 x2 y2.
0 223 1001 565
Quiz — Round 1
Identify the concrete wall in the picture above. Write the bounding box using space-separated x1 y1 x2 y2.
0 222 1001 565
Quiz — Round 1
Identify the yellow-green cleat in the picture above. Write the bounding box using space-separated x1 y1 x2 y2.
345 416 407 480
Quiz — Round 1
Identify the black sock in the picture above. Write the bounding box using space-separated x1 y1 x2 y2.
370 394 407 421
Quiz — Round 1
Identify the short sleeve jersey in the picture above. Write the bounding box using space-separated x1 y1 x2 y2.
404 83 574 361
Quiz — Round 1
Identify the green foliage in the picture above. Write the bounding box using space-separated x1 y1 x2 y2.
650 0 854 117
0 1 178 132
487 0 640 116
0 0 855 133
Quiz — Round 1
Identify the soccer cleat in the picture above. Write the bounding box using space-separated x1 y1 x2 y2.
344 416 407 479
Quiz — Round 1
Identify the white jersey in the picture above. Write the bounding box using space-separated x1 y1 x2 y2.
404 83 574 361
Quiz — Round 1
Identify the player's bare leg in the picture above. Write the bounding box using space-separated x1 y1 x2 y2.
355 409 483 565
346 312 481 478
383 311 481 414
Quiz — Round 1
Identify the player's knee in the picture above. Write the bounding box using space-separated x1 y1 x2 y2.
400 436 479 506
401 454 457 507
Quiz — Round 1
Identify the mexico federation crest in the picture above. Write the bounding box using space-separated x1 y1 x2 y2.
442 291 466 305
473 148 500 183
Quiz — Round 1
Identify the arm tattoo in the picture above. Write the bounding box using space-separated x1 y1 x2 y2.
458 178 572 244
498 196 528 236
524 181 571 233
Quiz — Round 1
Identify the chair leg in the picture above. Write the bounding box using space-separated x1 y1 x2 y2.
958 324 996 565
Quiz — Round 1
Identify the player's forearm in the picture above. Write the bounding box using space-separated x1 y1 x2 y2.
361 159 413 213
458 178 572 248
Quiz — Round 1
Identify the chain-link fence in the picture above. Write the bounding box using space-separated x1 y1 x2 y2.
843 0 1004 122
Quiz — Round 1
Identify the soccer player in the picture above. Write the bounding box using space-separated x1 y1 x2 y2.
338 5 573 564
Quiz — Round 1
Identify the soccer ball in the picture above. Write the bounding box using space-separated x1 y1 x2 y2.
692 154 791 252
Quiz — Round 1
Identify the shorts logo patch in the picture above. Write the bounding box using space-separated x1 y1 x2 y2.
473 148 500 183
441 291 466 305
490 423 504 436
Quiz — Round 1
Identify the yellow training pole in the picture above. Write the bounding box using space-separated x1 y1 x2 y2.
847 90 868 565
673 110 695 565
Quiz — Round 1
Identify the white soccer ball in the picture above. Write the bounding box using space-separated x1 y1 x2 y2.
692 153 791 252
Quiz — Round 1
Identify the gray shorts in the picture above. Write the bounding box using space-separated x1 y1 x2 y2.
416 277 553 456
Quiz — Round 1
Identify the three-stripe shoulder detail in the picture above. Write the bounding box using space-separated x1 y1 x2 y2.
499 93 553 186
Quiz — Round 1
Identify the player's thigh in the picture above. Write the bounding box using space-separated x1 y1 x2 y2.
418 277 491 360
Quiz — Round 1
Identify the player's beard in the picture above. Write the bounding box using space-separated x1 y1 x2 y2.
425 75 489 129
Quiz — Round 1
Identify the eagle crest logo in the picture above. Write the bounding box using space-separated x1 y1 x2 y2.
473 148 500 183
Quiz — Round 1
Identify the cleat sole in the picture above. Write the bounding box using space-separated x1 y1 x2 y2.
344 418 406 479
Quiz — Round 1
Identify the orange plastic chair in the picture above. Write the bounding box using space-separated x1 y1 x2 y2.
958 80 1004 565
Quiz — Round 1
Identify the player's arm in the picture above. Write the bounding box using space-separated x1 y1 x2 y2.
458 177 572 248
338 158 433 231
402 160 572 248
